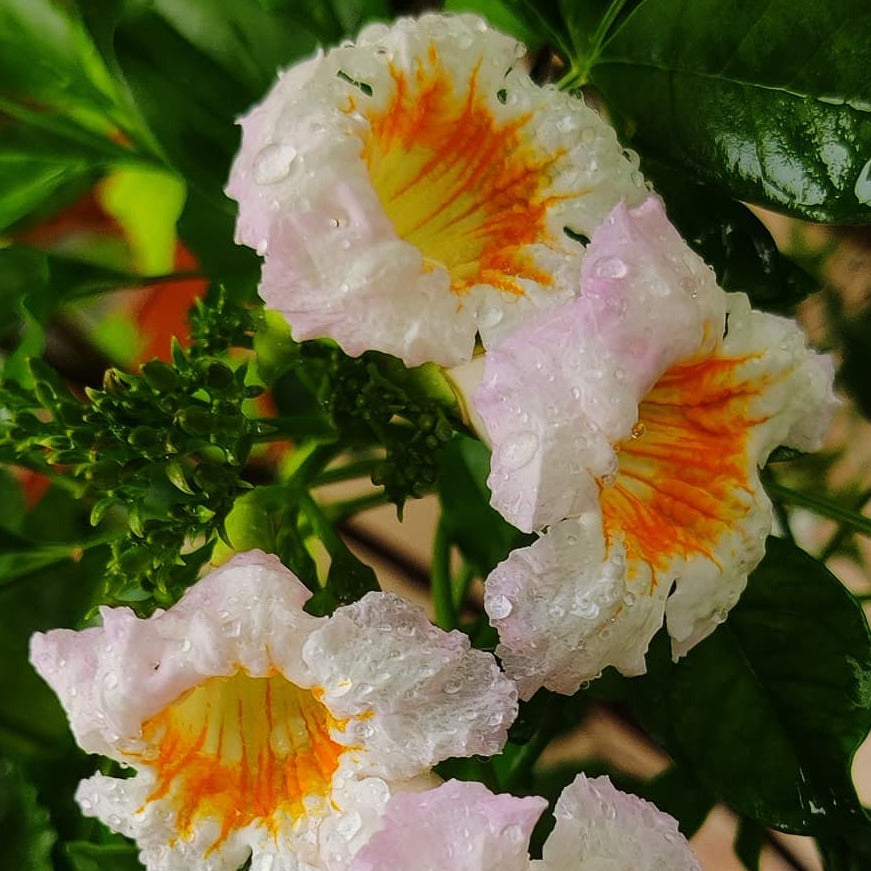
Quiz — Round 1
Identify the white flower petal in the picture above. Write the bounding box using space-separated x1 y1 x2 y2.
30 551 516 870
476 197 836 695
486 516 667 699
305 592 517 777
537 774 701 871
227 13 646 367
348 779 546 871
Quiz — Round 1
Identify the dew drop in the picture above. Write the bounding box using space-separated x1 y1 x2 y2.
854 157 871 206
181 638 192 652
252 143 299 184
593 256 627 279
444 678 462 694
496 430 539 471
337 811 362 839
630 421 646 440
489 594 513 619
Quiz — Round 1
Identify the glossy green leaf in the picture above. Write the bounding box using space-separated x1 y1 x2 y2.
646 161 817 314
0 156 93 233
627 537 871 835
0 0 118 120
0 544 106 757
589 0 871 222
65 841 143 871
0 758 56 871
437 435 531 576
735 816 765 871
642 764 715 838
112 12 248 199
152 0 316 94
259 0 390 44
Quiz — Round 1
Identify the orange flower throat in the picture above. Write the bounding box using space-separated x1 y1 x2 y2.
131 673 345 850
359 43 563 296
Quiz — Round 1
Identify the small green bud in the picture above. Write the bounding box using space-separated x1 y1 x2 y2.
176 405 214 436
103 368 131 395
141 360 180 392
87 460 121 488
205 362 234 392
128 426 162 449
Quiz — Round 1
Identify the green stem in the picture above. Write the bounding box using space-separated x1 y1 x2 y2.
819 486 871 562
324 491 388 525
452 560 477 612
432 519 456 631
761 468 795 544
764 480 871 539
314 457 382 486
502 702 565 791
298 491 345 558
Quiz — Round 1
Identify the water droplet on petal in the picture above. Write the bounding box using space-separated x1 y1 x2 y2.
593 256 627 279
630 421 646 440
496 430 539 471
855 157 871 205
252 143 299 184
489 594 513 619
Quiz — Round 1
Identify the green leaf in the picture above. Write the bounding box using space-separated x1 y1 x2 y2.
0 156 93 233
734 816 765 871
589 0 871 222
642 764 715 838
151 0 317 95
437 435 531 576
0 758 56 871
628 537 871 835
0 544 106 757
0 0 118 122
112 11 249 199
259 0 390 44
65 841 143 871
646 161 817 314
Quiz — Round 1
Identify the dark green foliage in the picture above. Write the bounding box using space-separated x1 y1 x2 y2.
0 347 264 609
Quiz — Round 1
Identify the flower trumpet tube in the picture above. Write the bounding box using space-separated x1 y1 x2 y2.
29 551 517 871
226 14 647 368
471 196 837 698
348 775 701 870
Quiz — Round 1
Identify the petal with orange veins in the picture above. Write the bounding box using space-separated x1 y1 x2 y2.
30 551 516 870
226 13 646 367
477 199 836 697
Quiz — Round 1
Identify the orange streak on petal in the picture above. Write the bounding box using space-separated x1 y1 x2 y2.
600 352 774 583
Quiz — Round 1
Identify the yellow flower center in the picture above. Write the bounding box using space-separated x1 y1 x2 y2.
130 672 346 850
600 353 767 584
358 43 565 296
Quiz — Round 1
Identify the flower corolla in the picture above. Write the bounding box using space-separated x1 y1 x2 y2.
472 196 837 698
348 774 701 870
226 14 647 367
30 551 517 870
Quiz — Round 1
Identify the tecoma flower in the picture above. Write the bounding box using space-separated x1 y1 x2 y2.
469 196 836 698
348 774 701 870
226 13 646 368
30 551 517 871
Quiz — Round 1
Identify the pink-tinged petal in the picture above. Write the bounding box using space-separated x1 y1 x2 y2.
349 780 545 871
305 592 518 777
476 197 836 694
486 516 668 700
475 196 725 532
30 551 516 870
226 13 646 367
537 775 701 871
